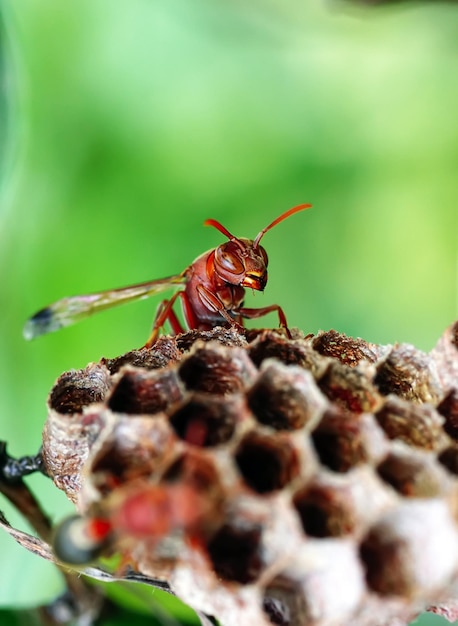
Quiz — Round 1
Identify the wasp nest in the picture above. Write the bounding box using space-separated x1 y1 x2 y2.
42 322 458 626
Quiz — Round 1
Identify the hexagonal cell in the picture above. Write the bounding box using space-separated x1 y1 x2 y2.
317 361 381 414
375 395 446 450
163 449 222 498
175 326 248 352
206 494 302 586
42 407 113 502
263 540 365 626
377 447 447 498
247 331 325 376
108 367 183 415
247 360 326 431
312 407 388 473
169 393 245 447
437 389 458 440
49 363 111 414
374 343 442 404
438 445 458 476
360 501 458 597
430 320 458 393
293 468 396 541
88 414 175 492
293 480 357 538
178 342 257 394
101 336 181 374
312 329 387 367
234 430 300 494
207 517 263 584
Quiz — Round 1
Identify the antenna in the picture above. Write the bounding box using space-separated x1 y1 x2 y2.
204 219 236 240
253 203 312 249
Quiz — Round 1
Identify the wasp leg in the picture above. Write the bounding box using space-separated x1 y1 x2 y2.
195 284 245 333
236 304 291 338
178 290 199 330
145 290 185 348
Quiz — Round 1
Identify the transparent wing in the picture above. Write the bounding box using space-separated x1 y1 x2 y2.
23 273 187 340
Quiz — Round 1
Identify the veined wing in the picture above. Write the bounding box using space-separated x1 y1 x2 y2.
23 274 187 340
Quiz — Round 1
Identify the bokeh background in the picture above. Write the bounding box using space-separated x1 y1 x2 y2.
0 1 457 624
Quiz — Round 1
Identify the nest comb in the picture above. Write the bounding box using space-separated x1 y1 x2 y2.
41 322 458 626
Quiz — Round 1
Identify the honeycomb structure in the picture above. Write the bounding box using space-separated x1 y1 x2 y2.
42 322 458 626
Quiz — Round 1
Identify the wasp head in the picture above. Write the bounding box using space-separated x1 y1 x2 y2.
212 238 268 290
204 203 311 291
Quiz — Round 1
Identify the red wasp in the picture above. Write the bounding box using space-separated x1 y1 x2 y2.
24 203 311 346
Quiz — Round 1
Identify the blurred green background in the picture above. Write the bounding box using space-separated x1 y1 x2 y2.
0 0 457 624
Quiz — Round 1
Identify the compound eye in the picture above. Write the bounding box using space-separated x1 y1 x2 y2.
215 243 245 276
258 245 268 267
